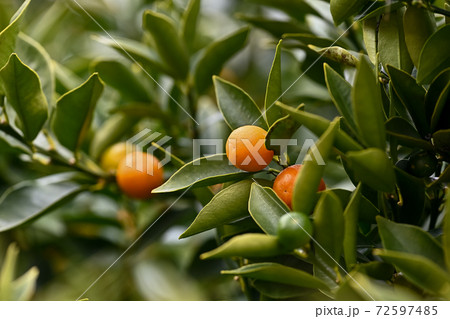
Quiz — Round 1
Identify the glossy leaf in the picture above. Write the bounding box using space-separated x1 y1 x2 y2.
213 76 267 129
276 102 363 152
265 108 302 155
359 2 405 21
362 18 378 64
153 154 251 193
194 27 249 94
180 180 257 238
353 56 386 150
374 249 450 298
417 25 450 84
0 54 48 142
0 173 91 232
385 117 432 150
330 0 369 26
313 192 345 266
387 65 429 137
292 119 339 213
0 0 30 67
93 60 150 102
324 64 357 134
343 183 362 269
433 129 450 160
329 189 379 224
52 73 104 152
0 130 30 155
143 10 189 79
425 68 450 130
264 40 283 126
181 0 201 53
248 183 288 235
222 262 329 290
200 234 284 259
378 8 413 73
377 216 445 269
403 6 436 67
345 148 396 192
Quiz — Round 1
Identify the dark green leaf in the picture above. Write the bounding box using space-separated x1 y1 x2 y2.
330 0 369 26
403 6 436 67
245 0 318 22
417 25 450 84
374 249 450 298
292 119 339 213
252 280 315 299
0 0 30 67
324 63 358 135
52 73 104 152
283 33 347 48
0 173 91 232
222 262 328 290
264 40 283 126
443 191 450 272
385 117 432 150
248 183 288 235
213 76 267 129
433 129 450 160
181 0 201 53
236 15 308 39
0 130 30 155
394 167 426 225
194 27 249 94
343 183 362 269
359 2 405 21
200 234 284 259
425 68 450 130
353 56 386 149
152 154 251 193
378 8 413 73
265 107 302 155
387 65 429 137
143 10 189 79
345 148 396 192
0 54 48 142
377 216 445 269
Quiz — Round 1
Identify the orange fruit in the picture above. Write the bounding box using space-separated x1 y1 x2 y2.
226 125 274 172
273 164 326 209
100 142 128 173
116 151 164 199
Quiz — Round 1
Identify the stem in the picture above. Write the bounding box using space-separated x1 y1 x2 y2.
431 5 450 17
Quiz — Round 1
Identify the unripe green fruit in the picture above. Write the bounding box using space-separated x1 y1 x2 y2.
277 212 313 250
407 151 438 178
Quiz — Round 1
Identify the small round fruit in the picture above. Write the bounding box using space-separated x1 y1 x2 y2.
226 125 274 172
100 142 128 172
407 151 438 178
116 152 164 199
273 164 326 209
277 212 313 250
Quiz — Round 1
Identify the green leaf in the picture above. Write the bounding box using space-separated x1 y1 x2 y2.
180 180 258 238
430 82 450 132
417 25 450 84
265 108 302 155
181 0 201 53
0 0 30 67
378 8 413 73
343 183 362 270
276 102 363 152
324 64 358 135
236 15 308 39
16 33 55 106
0 173 91 232
330 0 369 26
313 192 345 266
0 130 30 155
443 191 450 272
244 0 318 22
222 262 329 290
403 6 436 67
93 60 150 102
52 73 104 152
152 154 251 193
0 54 48 142
394 167 426 225
425 68 450 130
264 40 283 126
385 117 432 150
213 76 267 130
143 10 189 79
330 189 379 224
248 183 288 235
352 56 386 150
345 148 396 192
359 2 405 21
433 129 450 160
377 216 445 269
200 234 284 259
374 249 450 298
283 33 346 48
252 280 317 300
194 27 249 94
292 119 339 214
362 18 378 64
10 266 38 301
387 65 429 137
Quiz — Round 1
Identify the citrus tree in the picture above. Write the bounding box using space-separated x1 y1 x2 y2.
1 0 450 300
